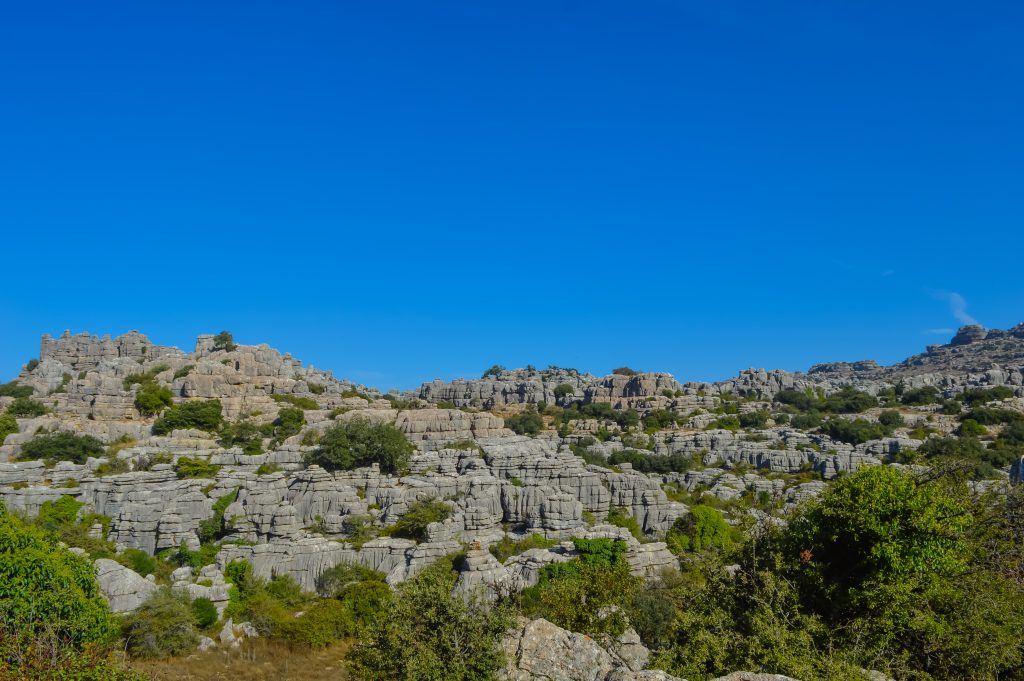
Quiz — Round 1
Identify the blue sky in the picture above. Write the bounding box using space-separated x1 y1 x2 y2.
1 1 1022 390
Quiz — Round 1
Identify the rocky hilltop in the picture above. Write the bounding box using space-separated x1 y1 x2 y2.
3 325 1024 680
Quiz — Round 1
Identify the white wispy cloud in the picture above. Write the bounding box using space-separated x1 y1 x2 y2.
931 290 979 326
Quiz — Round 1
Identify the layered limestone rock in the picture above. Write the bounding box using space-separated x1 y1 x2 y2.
94 558 158 613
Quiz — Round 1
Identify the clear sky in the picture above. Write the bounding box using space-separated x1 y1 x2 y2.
2 1 1022 390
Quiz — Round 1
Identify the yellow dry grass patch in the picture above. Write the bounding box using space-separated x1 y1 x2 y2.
126 639 352 681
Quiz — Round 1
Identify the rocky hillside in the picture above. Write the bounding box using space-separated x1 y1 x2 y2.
3 325 1024 680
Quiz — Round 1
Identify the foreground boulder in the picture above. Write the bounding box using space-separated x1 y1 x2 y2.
94 558 157 613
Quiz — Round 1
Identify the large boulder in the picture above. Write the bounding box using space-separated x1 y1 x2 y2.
94 558 158 613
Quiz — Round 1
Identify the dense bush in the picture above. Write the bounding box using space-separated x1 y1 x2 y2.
665 505 734 555
520 538 642 636
197 488 238 543
553 383 574 400
558 401 641 431
174 456 221 479
384 498 451 542
822 387 878 413
645 408 678 431
790 410 823 430
134 382 173 415
654 466 1024 680
0 381 33 398
877 409 904 428
0 503 115 648
482 364 506 378
775 388 820 411
18 431 105 464
820 418 888 445
957 386 1014 405
6 396 48 417
212 330 237 352
738 410 770 429
271 393 319 410
0 413 18 443
219 420 264 455
152 399 223 434
271 406 305 441
965 406 1023 426
505 407 544 435
347 559 514 680
121 587 198 658
316 561 387 598
900 385 941 405
488 533 558 563
612 367 639 376
608 449 693 474
191 596 218 628
305 418 414 474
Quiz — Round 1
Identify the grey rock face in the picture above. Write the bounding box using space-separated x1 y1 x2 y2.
94 558 158 613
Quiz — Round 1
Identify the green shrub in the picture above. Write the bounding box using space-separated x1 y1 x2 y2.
607 505 645 541
191 596 218 628
316 562 387 598
18 431 105 464
172 365 194 380
0 412 18 443
823 387 877 414
958 418 988 436
7 396 48 417
197 488 238 543
901 386 941 405
384 498 451 542
612 367 639 376
607 450 692 476
305 418 413 474
481 364 506 378
878 410 904 428
256 462 281 475
219 420 264 455
272 406 305 441
964 406 1023 426
0 503 115 647
174 456 221 479
265 574 313 609
212 330 237 352
709 414 740 431
505 408 544 435
553 383 574 400
0 381 33 398
136 451 173 471
738 410 770 429
278 598 353 647
957 386 1014 406
134 382 173 415
271 393 319 410
118 548 157 577
121 587 198 658
791 410 823 430
488 533 558 563
665 505 734 555
122 364 170 389
520 538 641 637
347 560 514 680
645 408 678 431
152 399 223 434
820 418 887 445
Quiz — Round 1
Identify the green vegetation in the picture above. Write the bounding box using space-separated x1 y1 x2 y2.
270 392 319 410
608 449 693 474
0 380 33 398
347 559 513 680
383 498 451 542
901 385 941 405
652 466 1024 680
481 364 506 378
219 419 264 455
0 412 18 442
957 385 1014 405
555 401 640 431
820 417 892 445
305 418 414 474
172 365 194 380
18 431 105 464
123 364 170 390
121 587 198 658
6 396 49 417
553 383 574 400
152 399 223 434
212 330 237 352
612 367 639 376
665 505 734 555
520 538 642 636
256 462 281 475
606 505 645 541
134 382 173 415
488 533 558 563
270 405 305 441
505 407 544 435
197 488 238 543
191 596 218 628
174 456 221 479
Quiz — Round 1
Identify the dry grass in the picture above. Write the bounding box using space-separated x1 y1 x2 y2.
125 639 352 681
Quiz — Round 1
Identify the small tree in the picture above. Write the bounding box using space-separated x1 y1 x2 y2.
134 382 173 415
6 396 48 417
305 419 413 474
212 330 237 352
553 383 574 400
121 588 198 658
505 408 544 436
384 498 451 542
347 561 513 680
481 364 506 379
0 413 18 443
17 432 105 464
152 399 223 434
191 596 218 628
612 367 639 376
